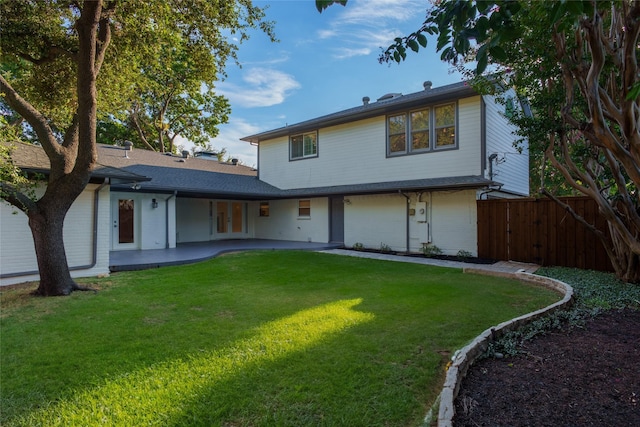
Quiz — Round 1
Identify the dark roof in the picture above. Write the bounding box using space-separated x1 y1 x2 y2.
3 140 150 183
97 144 257 176
241 81 477 143
277 175 493 198
113 165 282 200
5 131 495 199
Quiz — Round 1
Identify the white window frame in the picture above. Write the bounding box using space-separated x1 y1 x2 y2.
290 131 318 160
298 199 311 218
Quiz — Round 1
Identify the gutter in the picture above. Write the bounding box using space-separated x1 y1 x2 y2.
400 191 411 253
0 178 109 280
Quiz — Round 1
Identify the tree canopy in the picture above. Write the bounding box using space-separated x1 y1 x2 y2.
379 0 640 282
0 0 275 295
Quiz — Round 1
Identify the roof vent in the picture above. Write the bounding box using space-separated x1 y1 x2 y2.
362 96 370 106
231 158 239 166
181 150 189 159
123 140 133 158
377 92 402 102
423 81 433 91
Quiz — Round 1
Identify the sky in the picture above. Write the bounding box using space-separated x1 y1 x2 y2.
186 0 465 167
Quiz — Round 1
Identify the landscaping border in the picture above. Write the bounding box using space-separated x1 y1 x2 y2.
423 269 574 427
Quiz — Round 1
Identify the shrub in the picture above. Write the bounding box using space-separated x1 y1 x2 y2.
379 242 392 253
422 244 443 257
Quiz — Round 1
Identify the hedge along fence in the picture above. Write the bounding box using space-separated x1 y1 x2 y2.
424 268 574 427
477 197 613 272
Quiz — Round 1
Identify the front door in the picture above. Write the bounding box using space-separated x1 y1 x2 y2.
216 201 246 238
112 198 137 249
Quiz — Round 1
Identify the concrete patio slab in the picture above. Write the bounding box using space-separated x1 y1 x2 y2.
110 239 343 272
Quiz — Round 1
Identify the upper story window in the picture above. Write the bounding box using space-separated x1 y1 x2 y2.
435 104 456 148
387 102 457 156
290 131 317 160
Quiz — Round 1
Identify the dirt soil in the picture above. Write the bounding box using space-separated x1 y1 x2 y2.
453 309 640 427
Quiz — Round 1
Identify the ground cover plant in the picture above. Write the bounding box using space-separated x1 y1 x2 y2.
485 267 640 358
0 251 560 427
454 267 640 426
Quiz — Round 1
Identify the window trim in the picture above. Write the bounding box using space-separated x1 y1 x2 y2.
259 201 270 217
289 131 318 161
298 199 311 218
386 101 458 157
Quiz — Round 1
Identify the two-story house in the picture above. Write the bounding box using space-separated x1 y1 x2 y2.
242 80 529 254
1 80 528 285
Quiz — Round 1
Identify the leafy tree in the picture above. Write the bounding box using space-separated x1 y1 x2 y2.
0 0 274 295
98 28 232 153
376 0 640 283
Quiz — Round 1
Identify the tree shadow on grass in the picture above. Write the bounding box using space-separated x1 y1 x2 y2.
7 299 381 426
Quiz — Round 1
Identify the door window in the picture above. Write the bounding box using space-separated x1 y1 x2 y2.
118 199 134 243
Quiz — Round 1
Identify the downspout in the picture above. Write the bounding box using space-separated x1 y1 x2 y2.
488 153 498 180
0 178 109 280
165 191 177 249
400 191 411 253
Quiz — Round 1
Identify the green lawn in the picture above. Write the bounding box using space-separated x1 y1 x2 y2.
0 251 559 426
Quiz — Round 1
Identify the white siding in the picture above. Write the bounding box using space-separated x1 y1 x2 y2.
254 198 329 242
430 190 477 256
259 96 483 190
344 194 407 252
176 198 211 243
342 190 477 255
1 183 111 286
111 191 176 250
483 91 530 195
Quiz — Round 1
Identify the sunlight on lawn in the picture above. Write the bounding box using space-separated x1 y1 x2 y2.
17 299 374 426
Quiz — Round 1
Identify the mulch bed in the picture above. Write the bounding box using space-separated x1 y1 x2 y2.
453 309 640 427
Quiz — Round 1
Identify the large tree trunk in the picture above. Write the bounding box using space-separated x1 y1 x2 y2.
29 205 78 296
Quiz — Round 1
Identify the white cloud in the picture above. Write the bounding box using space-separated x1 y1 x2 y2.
207 118 262 168
318 0 425 59
338 0 422 25
174 118 261 167
332 47 373 60
217 68 301 108
317 29 337 39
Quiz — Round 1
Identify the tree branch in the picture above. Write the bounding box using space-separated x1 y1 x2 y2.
16 45 77 65
0 181 38 214
130 106 157 151
0 75 62 160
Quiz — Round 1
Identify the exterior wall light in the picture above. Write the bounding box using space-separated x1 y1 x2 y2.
152 198 158 209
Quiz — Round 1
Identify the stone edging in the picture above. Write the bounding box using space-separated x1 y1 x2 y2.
425 270 574 427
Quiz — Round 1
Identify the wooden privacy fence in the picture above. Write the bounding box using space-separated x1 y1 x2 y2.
477 197 613 272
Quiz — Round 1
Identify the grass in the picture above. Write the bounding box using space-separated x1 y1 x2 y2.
0 251 560 426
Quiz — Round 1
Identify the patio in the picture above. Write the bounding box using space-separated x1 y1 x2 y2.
109 239 343 272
